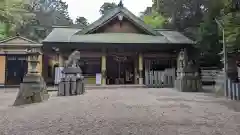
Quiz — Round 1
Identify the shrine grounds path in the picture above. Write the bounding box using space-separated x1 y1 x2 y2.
1 88 240 135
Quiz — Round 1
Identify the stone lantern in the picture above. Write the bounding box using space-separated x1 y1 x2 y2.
175 49 202 92
27 48 41 74
13 48 49 106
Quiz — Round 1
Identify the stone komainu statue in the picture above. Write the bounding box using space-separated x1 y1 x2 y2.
64 50 81 68
58 50 85 96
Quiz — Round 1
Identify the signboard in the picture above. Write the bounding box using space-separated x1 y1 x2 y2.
96 73 102 85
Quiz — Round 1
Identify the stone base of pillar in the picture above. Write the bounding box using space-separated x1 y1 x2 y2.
175 71 202 92
139 78 143 85
102 78 106 85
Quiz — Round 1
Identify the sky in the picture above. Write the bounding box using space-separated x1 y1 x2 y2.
62 0 153 23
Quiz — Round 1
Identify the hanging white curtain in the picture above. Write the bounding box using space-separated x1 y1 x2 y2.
54 67 64 85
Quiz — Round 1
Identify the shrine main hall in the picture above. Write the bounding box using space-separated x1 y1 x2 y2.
42 3 195 86
0 3 195 87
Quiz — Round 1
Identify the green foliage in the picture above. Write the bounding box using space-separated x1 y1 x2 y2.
221 12 240 51
0 23 6 39
18 0 73 41
151 0 240 67
0 0 33 36
143 11 166 29
99 2 117 15
75 16 89 26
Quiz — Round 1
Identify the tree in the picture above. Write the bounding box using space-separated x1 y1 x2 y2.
75 16 88 26
153 0 206 39
143 11 167 29
196 0 225 67
18 0 73 41
0 23 6 38
152 0 225 66
99 2 117 15
220 0 240 50
140 7 167 29
0 0 33 37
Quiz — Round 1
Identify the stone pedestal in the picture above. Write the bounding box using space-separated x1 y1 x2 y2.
14 74 49 106
58 67 85 96
175 73 201 92
175 65 202 92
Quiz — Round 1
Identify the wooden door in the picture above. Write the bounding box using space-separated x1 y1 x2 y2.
5 55 28 85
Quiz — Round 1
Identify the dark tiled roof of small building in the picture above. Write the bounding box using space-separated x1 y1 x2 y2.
43 28 80 43
156 30 195 44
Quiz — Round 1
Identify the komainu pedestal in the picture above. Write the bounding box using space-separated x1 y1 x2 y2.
58 50 85 96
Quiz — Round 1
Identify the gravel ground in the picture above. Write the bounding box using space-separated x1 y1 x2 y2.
0 88 240 135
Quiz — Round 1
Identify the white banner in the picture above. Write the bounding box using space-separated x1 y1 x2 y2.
54 67 64 85
96 73 102 85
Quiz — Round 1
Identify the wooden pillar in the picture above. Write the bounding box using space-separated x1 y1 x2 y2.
134 59 138 84
0 55 6 86
138 53 143 85
58 53 64 67
101 52 106 85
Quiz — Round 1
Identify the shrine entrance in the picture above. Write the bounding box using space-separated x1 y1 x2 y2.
106 54 135 85
5 55 28 86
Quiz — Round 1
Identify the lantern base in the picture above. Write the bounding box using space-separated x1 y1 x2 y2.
175 67 202 92
175 76 202 92
13 73 49 106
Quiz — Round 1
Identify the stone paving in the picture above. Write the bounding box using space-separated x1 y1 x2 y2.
0 88 240 135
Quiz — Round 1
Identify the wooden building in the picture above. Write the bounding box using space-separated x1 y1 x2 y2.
42 4 195 86
0 36 42 87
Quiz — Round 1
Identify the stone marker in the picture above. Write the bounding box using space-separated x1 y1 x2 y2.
13 48 49 106
58 50 85 96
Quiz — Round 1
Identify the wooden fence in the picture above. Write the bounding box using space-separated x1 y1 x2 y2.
145 68 175 88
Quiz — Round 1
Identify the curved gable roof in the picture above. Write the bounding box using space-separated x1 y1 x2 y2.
77 6 158 35
43 5 195 45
